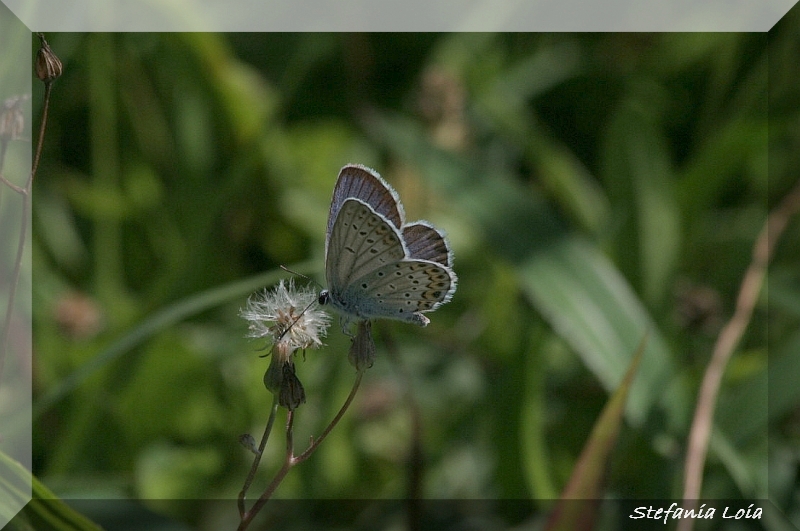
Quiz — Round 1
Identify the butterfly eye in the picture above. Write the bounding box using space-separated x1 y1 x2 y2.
318 290 329 305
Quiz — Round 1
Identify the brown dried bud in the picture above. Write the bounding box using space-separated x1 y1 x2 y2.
35 33 63 83
278 363 305 411
264 350 306 411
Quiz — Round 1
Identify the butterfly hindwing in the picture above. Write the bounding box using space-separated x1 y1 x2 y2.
348 259 455 313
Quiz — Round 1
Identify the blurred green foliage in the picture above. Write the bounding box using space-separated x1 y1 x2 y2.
21 19 800 531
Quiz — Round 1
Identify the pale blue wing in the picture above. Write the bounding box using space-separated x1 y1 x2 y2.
326 198 406 302
339 259 456 325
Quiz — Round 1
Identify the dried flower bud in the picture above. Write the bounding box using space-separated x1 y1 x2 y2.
243 280 331 410
348 320 376 371
278 363 306 410
238 433 259 455
264 356 307 410
0 96 26 141
35 33 63 84
263 354 308 410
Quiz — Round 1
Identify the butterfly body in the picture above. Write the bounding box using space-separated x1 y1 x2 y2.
321 164 457 327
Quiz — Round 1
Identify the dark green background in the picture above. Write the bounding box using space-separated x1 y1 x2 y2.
23 19 800 531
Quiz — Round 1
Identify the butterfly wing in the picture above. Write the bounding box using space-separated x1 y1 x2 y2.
326 198 406 304
326 164 405 259
402 221 453 267
323 165 457 327
341 259 456 326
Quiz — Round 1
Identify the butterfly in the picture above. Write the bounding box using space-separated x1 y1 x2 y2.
318 164 457 328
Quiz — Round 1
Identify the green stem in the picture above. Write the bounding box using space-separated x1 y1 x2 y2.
238 396 280 518
238 369 365 530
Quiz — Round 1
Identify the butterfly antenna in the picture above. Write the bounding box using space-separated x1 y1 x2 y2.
265 266 326 344
275 298 319 343
257 298 317 357
280 265 324 291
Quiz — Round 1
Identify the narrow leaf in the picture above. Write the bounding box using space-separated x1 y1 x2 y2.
545 335 646 531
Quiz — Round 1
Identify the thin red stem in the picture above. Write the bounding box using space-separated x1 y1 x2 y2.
238 369 365 530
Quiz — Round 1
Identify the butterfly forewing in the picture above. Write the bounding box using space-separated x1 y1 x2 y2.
326 199 406 301
402 222 452 267
327 165 405 251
